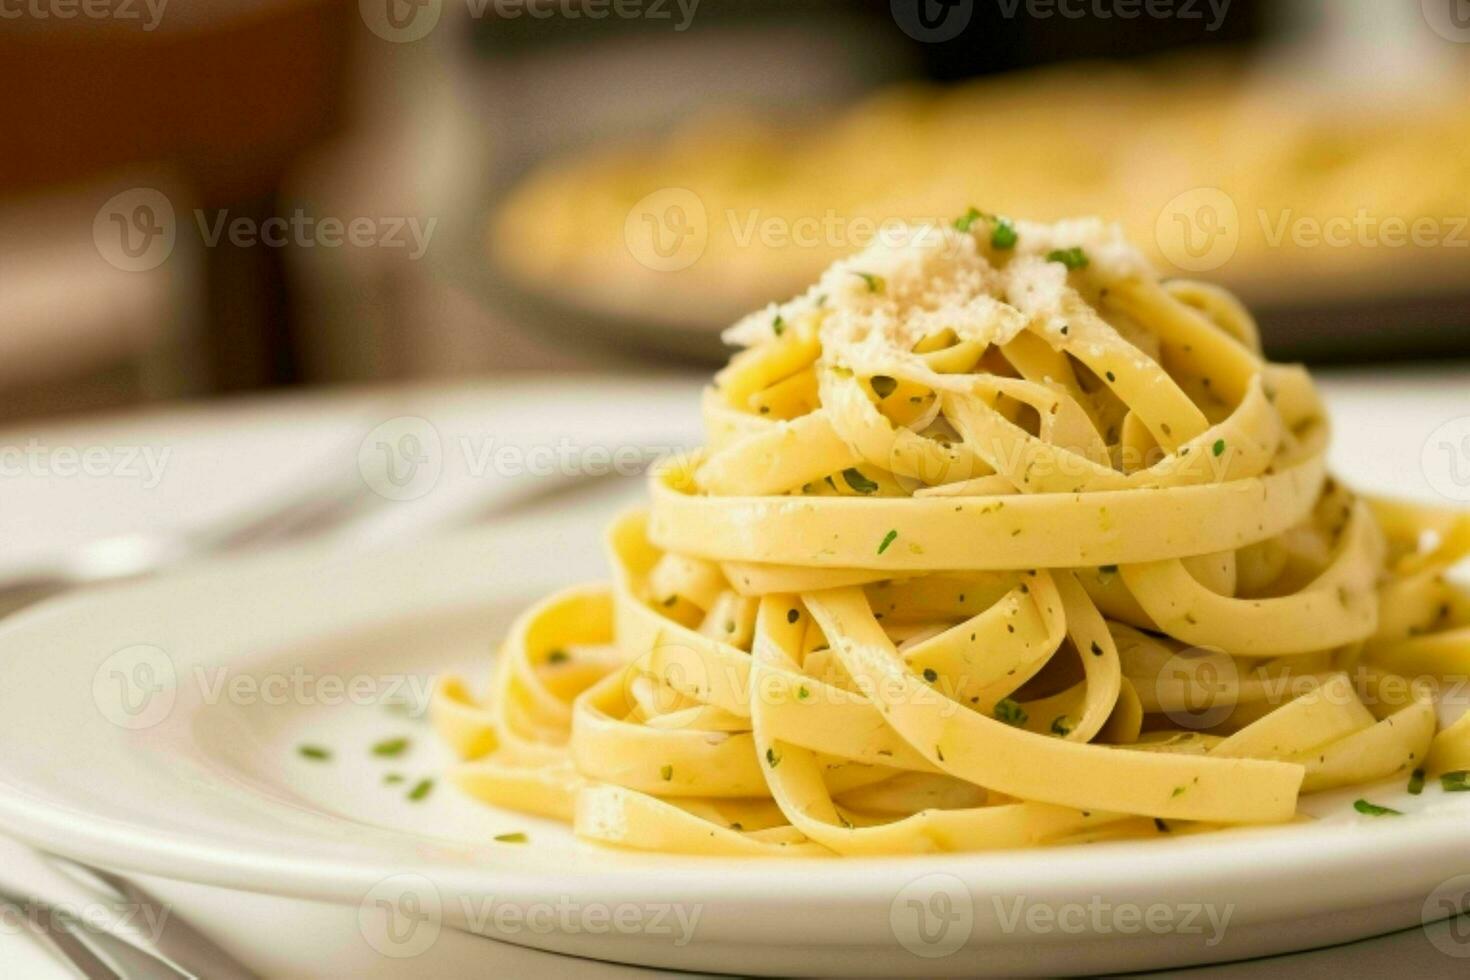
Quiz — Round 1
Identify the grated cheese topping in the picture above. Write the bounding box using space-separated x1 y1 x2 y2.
721 217 1154 366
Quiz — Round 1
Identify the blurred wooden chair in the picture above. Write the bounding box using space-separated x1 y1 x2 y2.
0 178 206 420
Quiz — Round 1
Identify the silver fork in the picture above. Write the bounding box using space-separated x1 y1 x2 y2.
1 446 640 977
0 463 377 618
0 464 379 976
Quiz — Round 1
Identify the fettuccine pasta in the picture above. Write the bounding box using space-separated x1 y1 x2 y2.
436 215 1470 856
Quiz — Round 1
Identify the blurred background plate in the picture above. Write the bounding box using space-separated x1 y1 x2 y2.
5 0 1469 423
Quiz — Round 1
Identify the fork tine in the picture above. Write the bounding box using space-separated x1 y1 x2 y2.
189 468 372 554
0 887 128 980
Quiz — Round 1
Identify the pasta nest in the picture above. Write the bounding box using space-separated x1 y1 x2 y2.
436 217 1470 855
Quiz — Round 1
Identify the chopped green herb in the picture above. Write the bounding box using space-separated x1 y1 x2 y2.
298 745 331 761
994 698 1028 727
797 686 810 700
878 529 899 555
953 207 1017 249
660 764 673 781
787 608 800 624
1046 247 1089 270
842 468 879 495
935 745 945 762
1098 564 1118 575
772 314 786 337
870 375 898 398
407 778 434 802
1171 785 1186 798
1050 716 1072 737
493 832 528 844
1105 370 1116 382
1353 798 1401 816
1441 770 1470 792
661 594 678 607
1408 768 1426 795
1089 640 1104 657
1154 818 1170 833
922 668 939 683
1212 439 1226 457
372 737 410 757
952 206 982 232
383 773 405 785
990 216 1018 250
765 747 781 768
852 271 885 294
547 649 569 664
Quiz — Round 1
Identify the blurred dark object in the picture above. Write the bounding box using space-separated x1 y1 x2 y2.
0 0 1463 423
0 0 350 416
1263 295 1470 366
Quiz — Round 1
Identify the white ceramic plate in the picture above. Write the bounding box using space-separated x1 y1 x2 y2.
0 370 1467 977
1 512 1469 978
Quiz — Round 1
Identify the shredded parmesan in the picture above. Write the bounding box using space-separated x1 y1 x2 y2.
723 217 1154 377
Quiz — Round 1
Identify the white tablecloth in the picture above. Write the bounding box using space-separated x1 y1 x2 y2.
2 367 1466 979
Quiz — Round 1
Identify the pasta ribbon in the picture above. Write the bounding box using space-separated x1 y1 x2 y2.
435 218 1469 854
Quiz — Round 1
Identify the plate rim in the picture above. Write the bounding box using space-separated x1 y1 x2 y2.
0 522 1464 953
